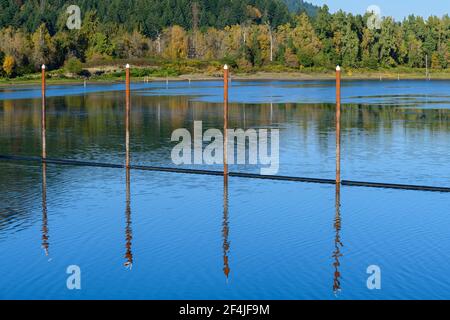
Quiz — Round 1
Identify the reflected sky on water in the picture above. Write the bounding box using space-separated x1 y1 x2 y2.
0 80 450 299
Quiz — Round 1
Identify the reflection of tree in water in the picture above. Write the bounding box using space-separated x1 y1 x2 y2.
2 94 450 157
1 90 450 235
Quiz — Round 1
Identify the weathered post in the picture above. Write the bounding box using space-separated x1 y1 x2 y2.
41 64 46 160
223 65 229 176
124 63 132 263
336 65 341 184
125 64 131 168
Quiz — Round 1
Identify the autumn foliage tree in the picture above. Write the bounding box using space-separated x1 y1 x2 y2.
164 26 188 59
0 1 449 77
2 55 15 77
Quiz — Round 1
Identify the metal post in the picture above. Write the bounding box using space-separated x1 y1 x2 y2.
223 65 229 176
41 64 46 159
336 65 341 184
125 64 131 168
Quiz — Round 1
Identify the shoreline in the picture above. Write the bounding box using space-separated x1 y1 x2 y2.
1 71 449 87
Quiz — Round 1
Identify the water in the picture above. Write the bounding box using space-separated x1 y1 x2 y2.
0 80 449 299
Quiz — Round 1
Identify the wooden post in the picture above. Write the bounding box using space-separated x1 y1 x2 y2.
336 65 341 184
124 64 132 264
223 65 229 176
125 64 131 168
41 64 46 159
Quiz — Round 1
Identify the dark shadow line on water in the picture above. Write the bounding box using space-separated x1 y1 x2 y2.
1 154 450 193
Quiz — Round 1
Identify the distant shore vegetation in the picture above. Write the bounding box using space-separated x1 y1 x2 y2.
0 1 449 79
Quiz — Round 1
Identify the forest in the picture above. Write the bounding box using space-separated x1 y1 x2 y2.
0 0 449 78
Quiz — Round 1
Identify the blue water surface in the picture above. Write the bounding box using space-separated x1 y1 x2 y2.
0 80 449 299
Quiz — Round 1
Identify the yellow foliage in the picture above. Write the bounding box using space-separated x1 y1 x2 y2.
3 55 15 77
431 52 442 69
224 25 244 55
292 13 322 55
246 6 262 20
164 25 188 60
256 25 271 64
284 47 298 68
31 23 56 68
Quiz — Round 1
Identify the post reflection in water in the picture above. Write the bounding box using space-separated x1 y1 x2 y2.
332 184 343 295
222 175 230 281
41 163 49 257
124 168 133 269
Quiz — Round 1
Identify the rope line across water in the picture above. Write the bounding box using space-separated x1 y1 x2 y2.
1 154 449 193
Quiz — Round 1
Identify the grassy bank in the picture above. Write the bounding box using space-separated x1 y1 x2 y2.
1 59 449 86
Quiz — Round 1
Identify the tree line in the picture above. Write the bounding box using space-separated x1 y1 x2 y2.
0 1 449 78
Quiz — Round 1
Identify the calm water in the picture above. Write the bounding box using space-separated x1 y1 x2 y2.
0 80 449 299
